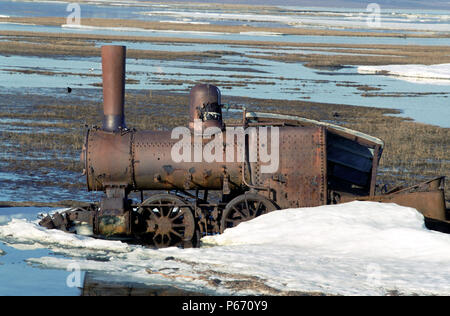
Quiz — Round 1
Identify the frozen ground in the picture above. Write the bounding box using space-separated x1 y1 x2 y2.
1 201 449 295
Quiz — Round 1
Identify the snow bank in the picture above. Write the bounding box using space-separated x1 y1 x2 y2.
189 202 450 295
202 202 450 260
358 64 450 85
1 202 450 295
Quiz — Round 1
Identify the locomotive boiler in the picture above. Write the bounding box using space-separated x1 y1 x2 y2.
40 45 449 246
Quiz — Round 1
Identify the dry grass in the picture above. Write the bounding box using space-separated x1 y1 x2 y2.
0 30 449 68
248 47 450 68
2 16 447 38
0 40 235 61
2 29 448 50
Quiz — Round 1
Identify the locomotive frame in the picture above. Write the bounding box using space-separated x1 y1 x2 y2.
39 45 449 246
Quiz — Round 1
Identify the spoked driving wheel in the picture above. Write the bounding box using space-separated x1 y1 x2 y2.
137 194 195 247
220 193 278 233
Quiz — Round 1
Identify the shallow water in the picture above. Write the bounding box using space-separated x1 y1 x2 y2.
2 0 450 33
0 207 82 296
1 51 449 127
0 1 449 126
1 0 450 45
2 21 450 46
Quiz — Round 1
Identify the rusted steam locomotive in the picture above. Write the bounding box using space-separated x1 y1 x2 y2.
40 46 448 246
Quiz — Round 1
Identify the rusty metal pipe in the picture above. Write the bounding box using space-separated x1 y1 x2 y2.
101 45 126 132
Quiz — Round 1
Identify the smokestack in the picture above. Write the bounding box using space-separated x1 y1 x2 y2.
101 45 126 132
189 84 223 131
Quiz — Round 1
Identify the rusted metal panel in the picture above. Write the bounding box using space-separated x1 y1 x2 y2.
86 129 133 191
132 131 246 191
342 177 447 222
86 128 253 192
343 190 447 222
247 111 382 197
253 126 327 209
